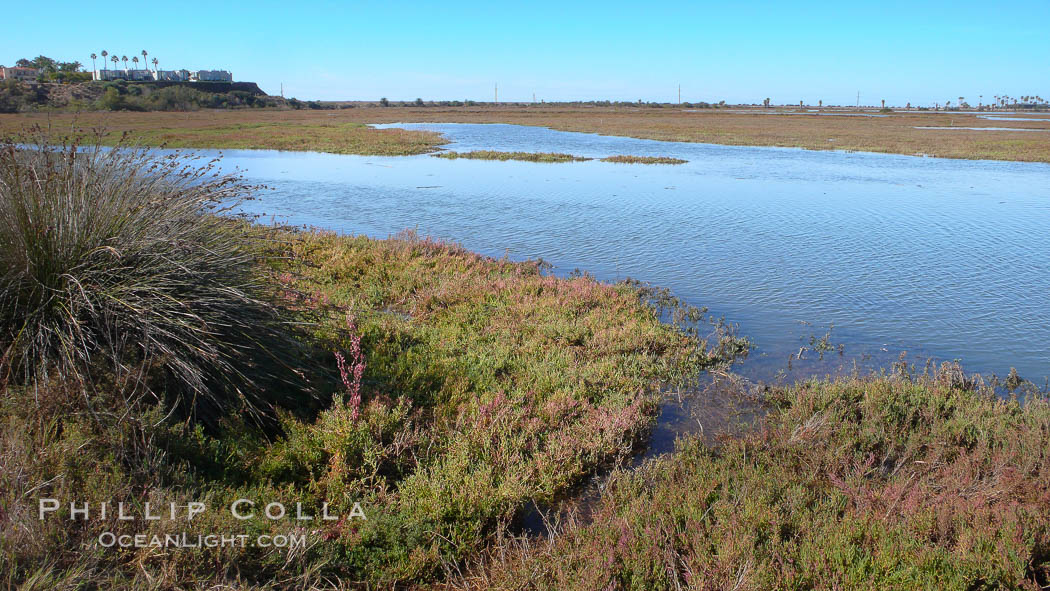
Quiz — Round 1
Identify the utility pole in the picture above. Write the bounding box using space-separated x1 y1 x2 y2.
856 91 860 108
280 83 283 98
494 83 498 104
678 84 681 105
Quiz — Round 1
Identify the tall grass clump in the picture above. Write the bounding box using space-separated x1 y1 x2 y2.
0 131 310 422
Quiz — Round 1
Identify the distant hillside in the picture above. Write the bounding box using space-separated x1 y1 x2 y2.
0 80 278 112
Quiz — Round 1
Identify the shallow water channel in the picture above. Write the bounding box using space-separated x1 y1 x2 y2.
221 123 1049 382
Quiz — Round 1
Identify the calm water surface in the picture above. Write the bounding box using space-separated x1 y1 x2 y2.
216 123 1050 385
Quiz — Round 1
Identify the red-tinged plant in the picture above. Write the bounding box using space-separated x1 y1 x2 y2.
335 311 365 420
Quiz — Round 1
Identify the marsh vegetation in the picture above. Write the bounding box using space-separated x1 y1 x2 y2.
433 150 591 162
468 370 1050 590
433 151 689 164
4 106 1050 160
0 111 448 155
0 134 737 588
600 154 687 164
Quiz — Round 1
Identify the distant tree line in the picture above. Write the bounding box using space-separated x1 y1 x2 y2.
370 98 729 108
11 55 92 83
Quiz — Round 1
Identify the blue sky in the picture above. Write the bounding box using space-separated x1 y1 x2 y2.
3 0 1047 105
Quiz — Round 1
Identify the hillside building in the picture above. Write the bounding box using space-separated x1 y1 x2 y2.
155 69 192 82
0 66 40 81
193 70 233 82
92 68 233 83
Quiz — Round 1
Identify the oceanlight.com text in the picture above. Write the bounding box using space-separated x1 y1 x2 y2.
97 532 307 549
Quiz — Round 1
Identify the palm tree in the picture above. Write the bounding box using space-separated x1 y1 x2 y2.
141 50 148 71
90 53 97 76
132 56 139 70
101 50 108 73
111 55 119 74
152 57 159 75
121 55 128 71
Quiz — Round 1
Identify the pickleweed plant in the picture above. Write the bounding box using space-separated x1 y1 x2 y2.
335 312 366 420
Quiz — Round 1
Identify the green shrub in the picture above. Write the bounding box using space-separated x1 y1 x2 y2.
146 85 205 111
0 80 29 113
96 87 130 111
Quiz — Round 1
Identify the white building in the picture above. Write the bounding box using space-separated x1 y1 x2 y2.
93 69 152 81
0 66 40 81
191 70 232 82
92 67 232 83
155 69 191 82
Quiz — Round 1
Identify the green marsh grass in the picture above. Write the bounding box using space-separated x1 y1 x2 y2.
469 367 1050 590
0 210 723 587
600 155 687 164
432 150 592 162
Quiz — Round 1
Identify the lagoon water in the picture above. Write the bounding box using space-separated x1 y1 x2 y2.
216 123 1050 385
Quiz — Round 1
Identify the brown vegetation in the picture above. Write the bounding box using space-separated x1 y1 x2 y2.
0 110 447 155
3 106 1050 160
